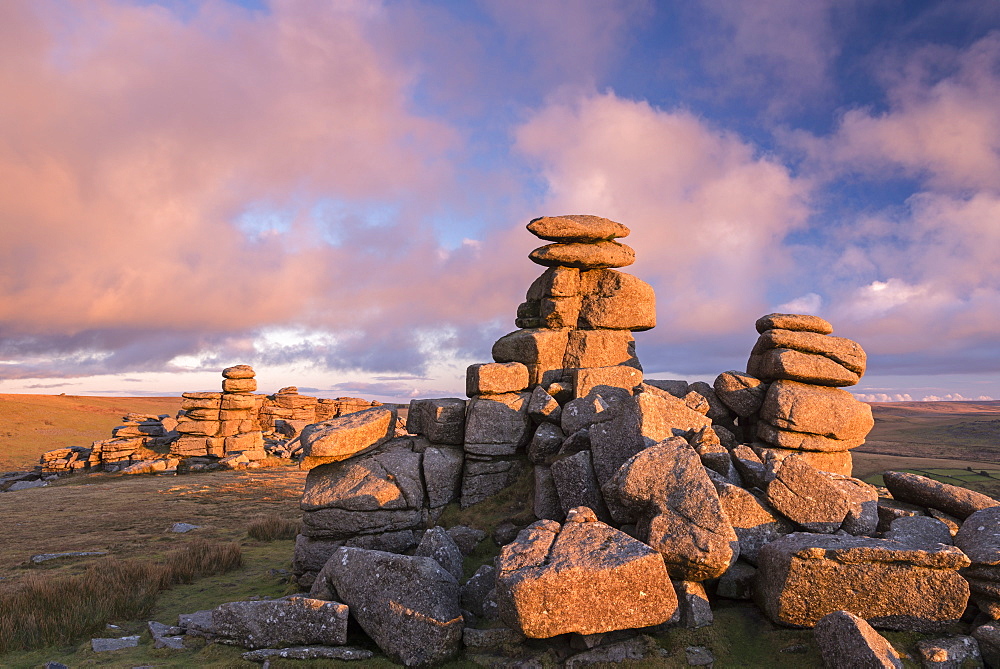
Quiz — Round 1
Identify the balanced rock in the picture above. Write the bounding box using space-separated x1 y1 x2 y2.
527 215 630 242
529 241 636 269
495 508 678 637
749 348 861 387
755 329 866 375
756 533 971 631
756 313 834 335
299 407 396 469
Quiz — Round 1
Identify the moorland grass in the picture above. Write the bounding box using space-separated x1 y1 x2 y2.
0 539 241 653
246 514 299 541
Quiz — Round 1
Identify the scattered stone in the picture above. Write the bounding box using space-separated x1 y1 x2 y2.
447 525 486 556
716 560 758 600
91 636 140 652
414 526 464 581
813 610 903 668
170 522 200 533
462 564 499 620
564 636 661 667
885 516 953 546
241 646 375 662
915 635 982 668
973 624 1000 668
211 597 348 649
685 645 715 666
30 551 107 564
606 437 738 580
674 580 713 628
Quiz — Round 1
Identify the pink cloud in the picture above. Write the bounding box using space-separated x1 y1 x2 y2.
514 91 811 344
792 33 1000 191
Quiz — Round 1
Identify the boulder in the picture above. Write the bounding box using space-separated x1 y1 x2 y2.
529 240 636 269
759 380 873 442
325 547 463 667
464 392 531 445
570 365 643 399
766 456 851 533
527 422 565 463
755 533 971 631
299 408 396 469
606 437 738 580
748 348 860 387
561 388 630 435
576 269 656 331
492 328 570 386
527 385 561 424
460 456 522 507
300 442 423 513
711 476 794 565
551 450 610 522
883 471 1000 520
495 508 678 637
973 624 1000 668
527 215 630 242
716 560 758 600
211 597 348 649
222 364 255 379
915 635 982 668
756 419 865 452
563 329 638 369
752 444 853 476
673 580 713 628
466 362 529 397
713 371 767 417
222 378 257 393
406 398 466 445
422 446 463 509
755 313 834 335
461 564 499 620
755 329 866 375
533 465 563 520
414 526 464 581
884 516 953 546
813 610 903 669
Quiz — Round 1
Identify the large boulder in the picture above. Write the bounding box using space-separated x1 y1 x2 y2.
606 437 738 580
406 398 466 445
210 597 348 649
883 471 1000 520
495 508 677 638
713 371 767 417
759 380 873 445
710 475 794 565
576 269 656 331
529 240 635 269
955 506 1000 618
299 407 396 469
324 547 463 667
527 214 630 242
463 392 532 454
756 533 970 631
755 313 834 334
765 456 851 533
748 348 860 387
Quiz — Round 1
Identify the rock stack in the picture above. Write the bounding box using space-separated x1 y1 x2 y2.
276 215 1000 667
172 365 265 460
87 413 176 472
714 313 873 476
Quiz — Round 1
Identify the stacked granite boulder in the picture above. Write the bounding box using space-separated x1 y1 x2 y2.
259 389 383 439
715 313 873 476
172 365 265 461
87 413 177 472
283 215 1000 666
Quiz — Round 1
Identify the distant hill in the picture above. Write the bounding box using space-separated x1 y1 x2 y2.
860 399 1000 463
0 394 183 472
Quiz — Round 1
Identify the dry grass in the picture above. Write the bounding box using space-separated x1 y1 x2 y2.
247 514 299 541
0 394 183 471
0 539 241 653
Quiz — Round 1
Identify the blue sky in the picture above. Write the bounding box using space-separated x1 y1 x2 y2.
0 0 998 402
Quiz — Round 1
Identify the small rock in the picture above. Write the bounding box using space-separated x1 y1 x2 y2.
31 551 107 564
241 646 375 662
685 645 715 666
91 636 140 652
170 522 201 533
915 635 982 668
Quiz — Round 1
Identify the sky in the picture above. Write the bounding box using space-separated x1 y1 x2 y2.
1 0 999 403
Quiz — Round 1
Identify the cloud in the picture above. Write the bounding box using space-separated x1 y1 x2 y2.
792 33 1000 191
515 90 811 371
853 393 913 402
920 393 995 402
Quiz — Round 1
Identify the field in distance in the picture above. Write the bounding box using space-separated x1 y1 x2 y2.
0 394 183 472
858 399 1000 463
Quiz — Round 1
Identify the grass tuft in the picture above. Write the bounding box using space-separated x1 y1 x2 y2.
0 539 241 653
247 514 299 541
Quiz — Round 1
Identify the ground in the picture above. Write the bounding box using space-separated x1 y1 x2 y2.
0 396 998 667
